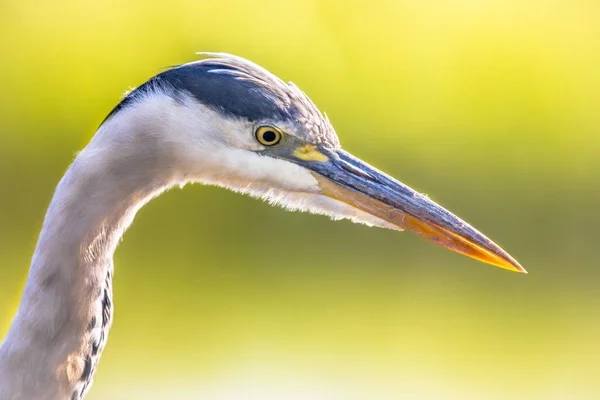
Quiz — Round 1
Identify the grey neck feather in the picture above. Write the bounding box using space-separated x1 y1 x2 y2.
0 102 182 400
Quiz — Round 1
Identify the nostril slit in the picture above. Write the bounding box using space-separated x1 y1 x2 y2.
340 163 376 182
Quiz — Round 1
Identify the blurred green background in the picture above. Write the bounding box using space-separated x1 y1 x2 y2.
0 0 598 398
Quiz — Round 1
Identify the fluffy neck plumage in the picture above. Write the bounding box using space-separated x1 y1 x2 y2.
0 95 186 400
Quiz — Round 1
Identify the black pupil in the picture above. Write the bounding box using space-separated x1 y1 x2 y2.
262 130 277 143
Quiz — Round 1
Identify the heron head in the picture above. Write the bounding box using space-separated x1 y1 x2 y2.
107 53 524 273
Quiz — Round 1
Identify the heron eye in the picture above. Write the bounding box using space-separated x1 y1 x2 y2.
255 125 282 146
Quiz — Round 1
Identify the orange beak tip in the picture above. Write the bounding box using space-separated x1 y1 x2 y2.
512 261 528 274
486 255 527 274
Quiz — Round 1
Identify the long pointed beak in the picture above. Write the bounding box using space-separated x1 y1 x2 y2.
290 146 525 273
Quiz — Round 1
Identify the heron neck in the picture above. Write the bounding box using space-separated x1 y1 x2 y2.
0 114 180 399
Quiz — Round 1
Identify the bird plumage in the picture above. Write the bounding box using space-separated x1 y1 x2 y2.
0 57 377 400
105 53 340 148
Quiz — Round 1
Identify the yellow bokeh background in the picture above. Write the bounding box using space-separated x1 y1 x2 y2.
1 0 599 398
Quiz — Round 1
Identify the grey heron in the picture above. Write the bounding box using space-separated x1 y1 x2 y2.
0 53 525 400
